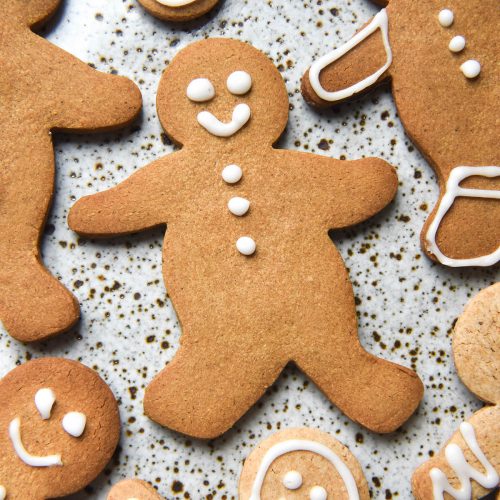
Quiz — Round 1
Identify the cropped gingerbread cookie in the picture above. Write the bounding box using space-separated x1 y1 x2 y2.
69 38 423 439
0 358 120 499
302 0 499 268
0 0 142 343
239 428 370 500
137 0 219 22
108 479 164 500
412 283 500 499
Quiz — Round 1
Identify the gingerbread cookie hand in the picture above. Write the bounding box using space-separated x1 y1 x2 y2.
302 0 500 267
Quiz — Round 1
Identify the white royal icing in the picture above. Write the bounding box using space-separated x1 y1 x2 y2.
9 417 62 467
425 166 500 267
308 9 392 102
236 236 256 256
222 164 243 184
187 78 215 102
62 412 87 438
227 71 252 95
449 36 466 53
283 470 303 490
438 9 454 27
460 60 481 79
430 422 499 500
0 485 5 500
248 439 359 500
197 103 251 137
155 0 196 7
310 485 328 500
35 388 56 420
228 197 250 216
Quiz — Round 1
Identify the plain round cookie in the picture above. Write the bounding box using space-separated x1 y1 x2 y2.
239 428 370 499
0 358 120 500
107 479 163 500
137 0 219 22
453 282 500 405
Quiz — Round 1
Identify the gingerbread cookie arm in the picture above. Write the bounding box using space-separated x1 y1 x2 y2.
302 9 393 108
69 155 182 237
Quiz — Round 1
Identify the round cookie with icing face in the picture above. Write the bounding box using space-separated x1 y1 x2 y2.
239 428 370 500
0 358 120 500
107 479 164 500
302 0 500 268
137 0 219 22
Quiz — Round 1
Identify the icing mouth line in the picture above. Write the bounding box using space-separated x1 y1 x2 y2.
197 103 251 137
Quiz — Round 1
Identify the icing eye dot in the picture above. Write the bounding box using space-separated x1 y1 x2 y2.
236 236 256 256
460 60 481 79
186 78 215 102
222 164 243 184
283 470 303 490
438 9 454 27
449 36 466 53
227 71 252 95
35 388 56 420
310 485 328 500
62 412 86 438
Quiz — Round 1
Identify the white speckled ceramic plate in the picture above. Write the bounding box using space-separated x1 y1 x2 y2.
1 1 497 498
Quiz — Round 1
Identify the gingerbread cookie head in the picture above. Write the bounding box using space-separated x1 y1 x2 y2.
137 0 219 22
0 358 120 500
107 479 164 500
7 0 61 28
239 428 370 500
157 38 289 148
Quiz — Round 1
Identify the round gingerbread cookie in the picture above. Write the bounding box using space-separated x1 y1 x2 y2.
107 479 164 500
137 0 219 22
239 428 370 500
0 358 120 500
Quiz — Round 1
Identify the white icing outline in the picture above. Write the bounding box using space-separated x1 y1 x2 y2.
249 439 359 500
309 9 392 102
430 422 499 500
197 104 251 137
9 417 62 467
155 0 196 7
425 166 500 267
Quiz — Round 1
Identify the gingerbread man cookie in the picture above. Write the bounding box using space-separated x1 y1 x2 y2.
0 0 142 343
69 38 423 439
239 428 370 500
108 479 164 500
302 0 500 268
412 283 500 499
137 0 219 22
0 357 120 499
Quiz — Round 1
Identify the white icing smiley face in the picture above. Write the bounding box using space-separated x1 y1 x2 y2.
186 70 253 137
8 387 87 469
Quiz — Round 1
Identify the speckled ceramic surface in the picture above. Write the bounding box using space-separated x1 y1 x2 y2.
0 1 497 498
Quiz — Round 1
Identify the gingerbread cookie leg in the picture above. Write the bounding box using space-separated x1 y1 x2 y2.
0 129 79 342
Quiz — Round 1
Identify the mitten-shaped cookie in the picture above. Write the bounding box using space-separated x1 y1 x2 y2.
108 479 164 500
138 0 219 22
0 0 142 342
412 283 500 499
69 38 423 439
302 0 499 268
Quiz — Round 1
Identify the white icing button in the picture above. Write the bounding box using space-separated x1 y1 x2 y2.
186 78 215 102
62 412 86 438
227 71 252 95
310 486 328 500
35 388 56 420
222 164 243 184
228 197 250 216
0 485 6 500
438 9 454 27
283 470 303 490
449 35 466 53
236 237 256 256
460 60 481 79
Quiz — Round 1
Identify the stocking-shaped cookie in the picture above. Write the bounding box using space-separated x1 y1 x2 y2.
138 0 219 22
0 0 142 342
69 38 423 439
412 283 500 499
302 0 500 268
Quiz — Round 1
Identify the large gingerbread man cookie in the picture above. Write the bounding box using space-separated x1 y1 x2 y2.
0 0 142 343
138 0 219 22
302 0 500 268
412 283 500 499
0 358 120 499
69 38 423 439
